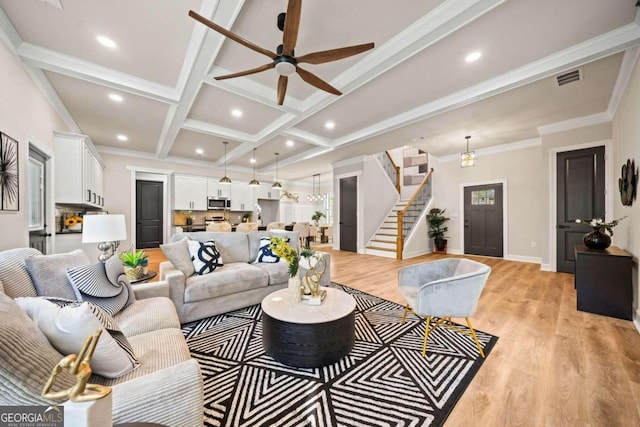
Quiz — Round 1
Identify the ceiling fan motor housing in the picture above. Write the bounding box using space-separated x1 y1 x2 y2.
275 56 297 76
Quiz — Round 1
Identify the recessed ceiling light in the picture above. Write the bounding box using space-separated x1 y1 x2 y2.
411 136 425 142
116 134 128 142
286 140 294 147
108 93 123 102
325 121 335 130
465 51 482 63
231 109 243 118
195 148 204 156
96 35 117 49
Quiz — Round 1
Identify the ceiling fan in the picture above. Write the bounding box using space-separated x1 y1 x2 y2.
189 0 374 105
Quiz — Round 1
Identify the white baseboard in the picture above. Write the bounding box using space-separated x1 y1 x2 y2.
446 248 464 255
505 254 542 264
540 263 553 271
634 310 640 335
402 248 431 259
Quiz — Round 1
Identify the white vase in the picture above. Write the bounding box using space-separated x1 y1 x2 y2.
288 276 301 303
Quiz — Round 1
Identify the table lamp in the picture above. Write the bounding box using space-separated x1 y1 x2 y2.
82 214 127 262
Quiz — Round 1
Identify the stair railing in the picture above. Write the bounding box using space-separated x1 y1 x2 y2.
397 168 434 259
374 151 401 193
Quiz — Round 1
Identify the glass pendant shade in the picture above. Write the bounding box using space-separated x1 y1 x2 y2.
306 174 327 202
460 136 476 168
220 141 232 184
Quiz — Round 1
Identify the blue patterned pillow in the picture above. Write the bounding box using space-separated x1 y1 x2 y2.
188 240 223 275
254 236 281 263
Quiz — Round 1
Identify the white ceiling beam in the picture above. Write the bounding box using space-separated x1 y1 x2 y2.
281 128 334 148
182 118 254 142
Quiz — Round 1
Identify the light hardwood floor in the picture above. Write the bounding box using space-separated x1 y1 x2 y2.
146 246 640 426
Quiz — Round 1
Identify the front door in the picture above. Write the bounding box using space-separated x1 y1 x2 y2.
28 148 49 253
464 183 503 257
556 146 605 273
136 180 163 249
339 176 357 252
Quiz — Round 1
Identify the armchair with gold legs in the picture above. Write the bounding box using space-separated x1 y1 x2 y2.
398 258 491 357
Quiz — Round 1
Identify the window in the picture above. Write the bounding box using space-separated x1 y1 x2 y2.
471 189 495 205
28 157 45 229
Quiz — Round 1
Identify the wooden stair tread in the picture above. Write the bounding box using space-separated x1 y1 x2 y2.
366 246 396 252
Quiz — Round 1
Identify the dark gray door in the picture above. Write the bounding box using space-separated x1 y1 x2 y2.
136 180 163 249
28 148 49 254
464 183 503 257
556 146 605 273
339 176 357 252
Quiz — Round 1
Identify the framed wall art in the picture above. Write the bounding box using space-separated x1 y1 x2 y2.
403 147 428 186
0 132 19 211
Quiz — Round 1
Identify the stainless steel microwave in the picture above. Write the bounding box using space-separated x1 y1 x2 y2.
207 197 231 210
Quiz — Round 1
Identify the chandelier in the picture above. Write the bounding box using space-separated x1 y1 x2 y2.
306 174 327 203
460 135 476 168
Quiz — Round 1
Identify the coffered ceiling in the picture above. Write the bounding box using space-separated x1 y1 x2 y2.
1 0 639 183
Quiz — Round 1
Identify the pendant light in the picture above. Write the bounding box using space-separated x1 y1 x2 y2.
219 141 232 184
249 148 260 187
272 152 282 189
460 135 476 168
306 174 326 202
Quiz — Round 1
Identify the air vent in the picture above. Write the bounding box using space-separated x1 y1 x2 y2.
39 0 63 10
555 68 582 87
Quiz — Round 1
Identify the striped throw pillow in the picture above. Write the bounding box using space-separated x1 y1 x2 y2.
66 262 133 315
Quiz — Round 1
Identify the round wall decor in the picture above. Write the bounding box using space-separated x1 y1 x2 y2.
619 158 637 206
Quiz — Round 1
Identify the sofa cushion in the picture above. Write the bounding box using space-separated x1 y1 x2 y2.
66 262 134 315
115 297 181 337
204 232 250 263
254 261 290 285
24 249 88 301
0 293 76 405
0 247 41 298
184 263 268 303
188 240 223 275
16 297 139 378
254 236 281 263
160 238 194 278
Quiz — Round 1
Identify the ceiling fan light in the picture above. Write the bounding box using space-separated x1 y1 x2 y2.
275 60 296 76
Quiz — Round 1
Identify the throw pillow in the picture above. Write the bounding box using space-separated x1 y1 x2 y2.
0 293 75 405
15 297 139 379
254 236 280 263
160 238 195 277
66 262 133 315
188 239 223 275
24 249 89 301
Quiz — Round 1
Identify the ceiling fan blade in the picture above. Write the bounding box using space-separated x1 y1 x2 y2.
189 10 277 60
277 75 288 105
296 42 375 65
282 0 302 56
214 63 275 80
296 66 342 96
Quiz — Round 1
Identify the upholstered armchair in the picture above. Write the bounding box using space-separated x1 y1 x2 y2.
398 258 491 357
206 222 232 232
236 222 259 232
266 222 285 230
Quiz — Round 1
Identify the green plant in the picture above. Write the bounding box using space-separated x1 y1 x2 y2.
119 249 148 268
311 211 326 223
426 208 450 244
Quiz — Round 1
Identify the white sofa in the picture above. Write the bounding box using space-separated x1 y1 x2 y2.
0 247 204 426
161 230 332 323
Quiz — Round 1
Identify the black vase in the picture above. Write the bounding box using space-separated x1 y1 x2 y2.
583 228 611 250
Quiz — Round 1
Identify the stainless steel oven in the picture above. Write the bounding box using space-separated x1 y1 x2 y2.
207 197 231 210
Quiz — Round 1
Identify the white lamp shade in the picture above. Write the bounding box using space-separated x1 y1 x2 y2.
82 214 127 243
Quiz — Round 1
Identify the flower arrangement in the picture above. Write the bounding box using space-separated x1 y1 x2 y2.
64 215 83 228
269 237 313 277
575 216 627 236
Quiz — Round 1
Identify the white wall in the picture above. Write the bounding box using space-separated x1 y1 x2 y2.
0 40 70 251
363 155 399 243
612 57 640 324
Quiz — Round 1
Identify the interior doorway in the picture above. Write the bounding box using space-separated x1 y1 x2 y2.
463 183 504 257
136 180 164 249
556 146 605 273
339 176 357 252
28 147 50 253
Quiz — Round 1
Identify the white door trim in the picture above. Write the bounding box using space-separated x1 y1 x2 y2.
27 135 55 254
128 167 173 249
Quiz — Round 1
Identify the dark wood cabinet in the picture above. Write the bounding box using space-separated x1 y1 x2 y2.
574 244 632 320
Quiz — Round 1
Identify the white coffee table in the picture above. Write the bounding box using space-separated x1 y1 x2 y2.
261 287 356 368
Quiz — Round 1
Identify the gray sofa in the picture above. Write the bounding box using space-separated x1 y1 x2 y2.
0 247 204 426
161 230 331 324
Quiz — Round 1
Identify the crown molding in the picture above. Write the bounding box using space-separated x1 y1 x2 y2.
438 137 541 163
332 155 366 169
608 45 640 117
537 112 611 136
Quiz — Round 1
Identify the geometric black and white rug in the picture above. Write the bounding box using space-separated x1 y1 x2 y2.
182 283 498 427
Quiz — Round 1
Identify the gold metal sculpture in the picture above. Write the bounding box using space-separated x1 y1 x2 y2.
303 252 327 297
42 329 112 402
280 190 299 202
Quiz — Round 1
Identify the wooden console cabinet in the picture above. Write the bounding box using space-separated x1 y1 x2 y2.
574 244 632 320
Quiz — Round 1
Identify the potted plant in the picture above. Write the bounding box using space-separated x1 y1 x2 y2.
311 211 326 226
119 249 148 280
426 208 450 253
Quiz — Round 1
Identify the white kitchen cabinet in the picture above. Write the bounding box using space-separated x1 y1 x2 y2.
173 175 207 210
207 178 231 199
54 132 104 208
230 182 254 211
256 184 280 201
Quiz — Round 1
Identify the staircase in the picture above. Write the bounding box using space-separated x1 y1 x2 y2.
365 200 425 258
